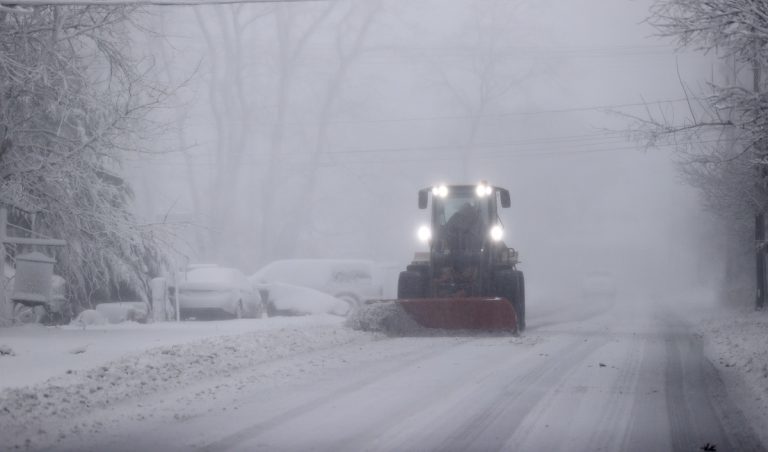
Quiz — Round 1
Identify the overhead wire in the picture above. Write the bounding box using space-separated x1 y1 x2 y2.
133 136 744 169
263 97 702 127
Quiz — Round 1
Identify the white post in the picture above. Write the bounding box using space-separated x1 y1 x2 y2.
150 277 168 322
174 270 180 322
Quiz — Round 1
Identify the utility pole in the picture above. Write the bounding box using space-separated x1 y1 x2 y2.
757 212 765 309
0 207 8 322
754 36 766 310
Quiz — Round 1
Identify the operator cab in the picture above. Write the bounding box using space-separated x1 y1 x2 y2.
417 182 511 253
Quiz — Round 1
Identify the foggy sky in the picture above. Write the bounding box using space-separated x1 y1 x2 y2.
126 0 719 301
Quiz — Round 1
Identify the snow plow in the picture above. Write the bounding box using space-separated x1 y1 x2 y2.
350 182 525 335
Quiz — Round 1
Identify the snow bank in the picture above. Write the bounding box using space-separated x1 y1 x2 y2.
73 309 109 326
346 302 429 336
0 316 348 391
695 307 768 446
697 308 768 391
0 318 375 450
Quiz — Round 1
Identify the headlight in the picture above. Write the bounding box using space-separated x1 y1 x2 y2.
490 225 504 241
432 184 449 198
476 182 493 197
417 225 432 242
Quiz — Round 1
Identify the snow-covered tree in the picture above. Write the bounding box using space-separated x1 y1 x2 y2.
0 6 172 307
633 0 768 304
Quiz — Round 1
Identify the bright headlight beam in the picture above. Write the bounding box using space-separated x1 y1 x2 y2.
476 183 493 197
418 225 432 242
490 225 504 241
432 185 448 198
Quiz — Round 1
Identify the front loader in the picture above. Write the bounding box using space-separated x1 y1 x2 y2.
394 182 525 333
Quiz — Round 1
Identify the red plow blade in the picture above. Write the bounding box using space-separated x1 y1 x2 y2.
395 297 517 332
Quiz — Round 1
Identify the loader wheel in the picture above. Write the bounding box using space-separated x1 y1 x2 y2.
515 271 526 332
496 270 523 332
398 271 425 299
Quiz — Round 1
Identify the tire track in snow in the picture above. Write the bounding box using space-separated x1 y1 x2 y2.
429 335 611 451
196 336 478 452
584 334 643 452
496 332 642 452
664 331 765 452
322 335 553 452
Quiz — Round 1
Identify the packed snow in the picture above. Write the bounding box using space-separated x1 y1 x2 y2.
0 315 379 450
346 301 426 335
3 295 768 450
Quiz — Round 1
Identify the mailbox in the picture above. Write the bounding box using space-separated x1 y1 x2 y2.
11 251 55 304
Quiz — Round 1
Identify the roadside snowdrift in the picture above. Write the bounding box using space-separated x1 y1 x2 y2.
695 307 768 446
0 318 375 449
346 302 426 335
698 308 768 394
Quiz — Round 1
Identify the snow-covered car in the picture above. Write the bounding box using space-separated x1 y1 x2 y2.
90 282 150 324
260 282 350 317
250 259 386 316
94 301 149 324
176 266 263 319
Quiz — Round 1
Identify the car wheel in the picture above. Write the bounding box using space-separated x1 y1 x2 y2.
265 300 277 317
13 303 45 325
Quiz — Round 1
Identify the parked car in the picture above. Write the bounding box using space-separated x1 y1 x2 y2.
250 259 388 316
90 280 150 324
175 266 263 320
259 282 350 317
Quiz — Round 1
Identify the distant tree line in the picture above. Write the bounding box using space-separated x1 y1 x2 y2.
0 6 172 308
635 0 768 305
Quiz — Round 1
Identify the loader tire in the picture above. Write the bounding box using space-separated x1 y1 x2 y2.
398 271 425 299
515 271 526 332
496 270 523 332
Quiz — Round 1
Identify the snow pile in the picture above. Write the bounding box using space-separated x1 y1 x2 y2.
0 322 373 449
346 301 427 335
73 309 109 327
94 302 149 324
695 306 768 443
698 309 768 391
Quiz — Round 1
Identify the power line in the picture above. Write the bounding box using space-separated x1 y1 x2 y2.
260 97 700 127
320 138 742 167
3 0 322 6
132 137 743 168
328 131 630 155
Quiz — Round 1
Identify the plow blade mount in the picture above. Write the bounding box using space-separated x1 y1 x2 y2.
395 297 517 332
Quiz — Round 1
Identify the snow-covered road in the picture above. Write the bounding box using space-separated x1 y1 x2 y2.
14 297 761 452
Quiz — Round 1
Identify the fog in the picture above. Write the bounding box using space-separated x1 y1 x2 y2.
127 0 720 304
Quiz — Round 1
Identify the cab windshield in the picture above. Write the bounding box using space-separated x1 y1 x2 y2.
434 190 491 228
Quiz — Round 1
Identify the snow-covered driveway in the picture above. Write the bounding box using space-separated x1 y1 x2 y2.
3 298 767 451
